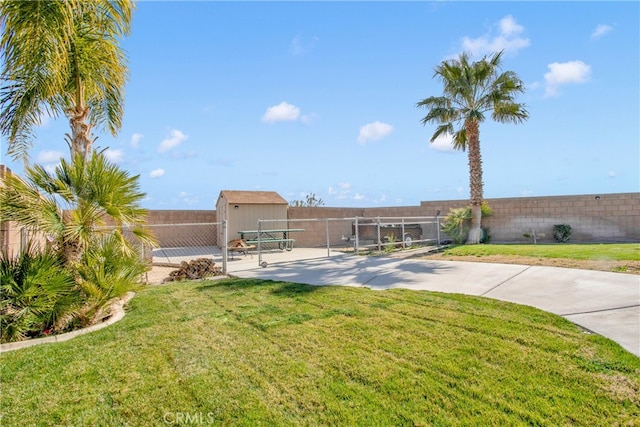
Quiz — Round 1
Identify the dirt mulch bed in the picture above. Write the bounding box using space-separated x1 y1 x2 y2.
420 253 640 275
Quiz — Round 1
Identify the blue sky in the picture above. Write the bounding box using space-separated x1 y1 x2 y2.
1 1 639 209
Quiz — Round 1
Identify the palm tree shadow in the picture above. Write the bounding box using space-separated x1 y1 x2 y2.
195 278 321 297
270 282 322 297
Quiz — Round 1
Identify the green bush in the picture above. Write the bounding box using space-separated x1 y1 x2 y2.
441 208 472 244
553 224 572 243
75 235 148 323
480 227 491 244
441 202 494 245
0 246 81 343
383 233 397 253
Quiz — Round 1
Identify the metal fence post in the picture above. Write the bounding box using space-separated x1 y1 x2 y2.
436 212 441 249
222 220 228 275
257 219 262 267
354 216 359 255
326 218 330 257
401 218 406 248
376 217 381 252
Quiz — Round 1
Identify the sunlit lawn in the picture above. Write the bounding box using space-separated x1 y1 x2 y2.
441 243 639 260
2 278 638 425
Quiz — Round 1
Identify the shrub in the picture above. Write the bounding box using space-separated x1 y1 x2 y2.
383 233 397 253
441 202 494 245
441 208 472 244
74 235 147 324
553 224 572 243
0 246 81 343
480 227 491 244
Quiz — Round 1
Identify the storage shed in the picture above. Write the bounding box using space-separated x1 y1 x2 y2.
216 190 289 246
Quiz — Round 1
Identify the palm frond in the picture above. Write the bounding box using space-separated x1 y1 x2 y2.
1 0 134 158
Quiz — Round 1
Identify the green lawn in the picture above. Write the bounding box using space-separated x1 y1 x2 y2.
441 243 640 261
2 278 638 425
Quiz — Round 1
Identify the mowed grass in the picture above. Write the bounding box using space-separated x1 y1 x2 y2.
442 243 640 261
2 278 639 426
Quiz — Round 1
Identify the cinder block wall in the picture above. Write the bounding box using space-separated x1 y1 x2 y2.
1 163 638 254
288 207 365 247
145 210 218 247
1 165 45 256
477 193 639 243
288 193 639 244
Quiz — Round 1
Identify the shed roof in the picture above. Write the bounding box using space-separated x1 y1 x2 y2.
218 190 288 205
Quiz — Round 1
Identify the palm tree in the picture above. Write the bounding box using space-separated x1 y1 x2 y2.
0 0 134 162
0 151 155 265
417 50 528 244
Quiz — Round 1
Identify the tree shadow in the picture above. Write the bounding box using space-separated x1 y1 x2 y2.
195 277 322 297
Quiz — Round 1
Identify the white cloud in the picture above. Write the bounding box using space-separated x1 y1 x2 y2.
328 182 353 199
35 149 62 173
591 24 613 40
289 35 318 56
158 129 188 153
499 15 524 36
357 121 393 145
37 111 52 128
544 60 591 97
353 193 364 201
36 150 64 164
131 133 143 148
177 192 199 205
299 112 320 125
149 168 165 179
104 149 124 163
461 15 530 57
430 134 456 152
261 102 300 123
608 171 616 178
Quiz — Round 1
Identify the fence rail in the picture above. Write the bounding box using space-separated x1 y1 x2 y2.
6 216 444 282
252 216 442 268
145 216 442 271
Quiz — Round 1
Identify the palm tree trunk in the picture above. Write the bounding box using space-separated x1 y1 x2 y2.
465 119 483 244
66 105 93 159
66 59 93 160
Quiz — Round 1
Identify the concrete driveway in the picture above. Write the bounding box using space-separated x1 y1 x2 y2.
230 255 640 357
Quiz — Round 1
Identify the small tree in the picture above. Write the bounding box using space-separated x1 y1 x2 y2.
290 193 325 207
0 151 156 266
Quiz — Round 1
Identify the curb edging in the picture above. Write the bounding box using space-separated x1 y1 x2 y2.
0 292 136 353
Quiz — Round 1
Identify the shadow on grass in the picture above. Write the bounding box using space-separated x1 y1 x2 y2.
195 278 323 297
269 282 322 297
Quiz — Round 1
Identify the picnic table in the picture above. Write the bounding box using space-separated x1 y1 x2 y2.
238 228 304 251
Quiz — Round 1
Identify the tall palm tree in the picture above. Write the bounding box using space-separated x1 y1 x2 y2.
417 51 528 244
0 0 134 162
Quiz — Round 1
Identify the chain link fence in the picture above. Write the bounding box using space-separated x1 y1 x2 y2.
7 216 443 281
354 216 441 252
146 222 224 283
251 216 442 268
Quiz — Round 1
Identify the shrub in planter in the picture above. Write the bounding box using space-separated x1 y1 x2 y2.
0 246 81 343
553 224 572 243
